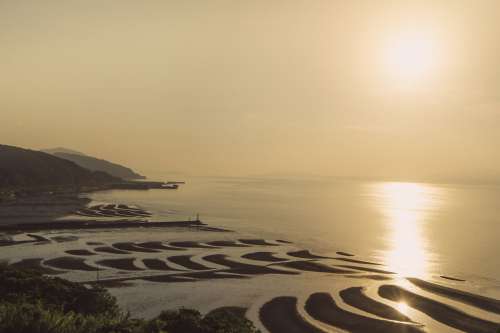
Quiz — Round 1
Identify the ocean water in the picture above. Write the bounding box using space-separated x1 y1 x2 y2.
87 177 500 288
4 176 499 330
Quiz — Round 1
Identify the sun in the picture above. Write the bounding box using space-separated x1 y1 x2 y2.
382 30 439 84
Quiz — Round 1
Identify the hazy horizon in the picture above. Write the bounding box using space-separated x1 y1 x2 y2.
1 1 499 182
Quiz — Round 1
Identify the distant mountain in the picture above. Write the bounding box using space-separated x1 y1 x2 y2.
47 151 145 180
41 147 86 156
0 145 119 189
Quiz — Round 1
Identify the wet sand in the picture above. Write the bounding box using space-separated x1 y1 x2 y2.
168 255 212 270
0 238 39 247
51 235 79 243
260 296 325 333
97 258 144 271
112 242 160 253
305 292 425 333
277 260 355 274
408 277 500 314
3 228 499 333
65 249 96 256
203 254 299 276
137 241 186 251
440 275 466 282
44 256 98 271
336 251 355 257
181 271 248 280
238 239 279 246
9 258 64 275
28 233 51 242
76 204 152 218
340 287 413 322
94 246 131 255
344 274 393 281
379 284 499 333
206 240 249 247
332 257 382 266
142 259 182 271
169 241 219 249
241 251 288 263
0 195 90 223
141 275 195 283
286 250 331 260
336 264 395 275
86 241 104 246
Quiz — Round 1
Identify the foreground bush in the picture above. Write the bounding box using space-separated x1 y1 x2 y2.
155 307 257 333
0 266 119 317
0 302 142 333
0 266 260 333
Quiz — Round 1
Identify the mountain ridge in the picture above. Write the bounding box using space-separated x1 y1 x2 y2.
43 148 145 180
0 145 119 190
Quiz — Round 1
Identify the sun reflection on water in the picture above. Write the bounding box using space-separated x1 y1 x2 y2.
395 302 409 315
372 182 441 278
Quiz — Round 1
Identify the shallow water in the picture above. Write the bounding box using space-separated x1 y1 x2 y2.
86 177 500 288
3 177 499 332
2 226 498 332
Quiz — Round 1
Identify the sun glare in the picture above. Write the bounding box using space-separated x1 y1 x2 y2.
372 182 442 277
396 302 409 315
382 30 440 84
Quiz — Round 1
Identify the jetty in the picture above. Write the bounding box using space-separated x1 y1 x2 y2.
0 219 205 232
110 181 183 190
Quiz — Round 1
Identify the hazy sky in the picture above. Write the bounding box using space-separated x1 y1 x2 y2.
1 1 499 181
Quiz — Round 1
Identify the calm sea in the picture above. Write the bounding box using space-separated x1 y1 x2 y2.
87 177 500 286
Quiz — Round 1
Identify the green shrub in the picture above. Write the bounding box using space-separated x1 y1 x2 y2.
156 308 259 333
0 266 120 317
0 302 160 333
158 308 203 333
202 308 258 333
0 266 260 333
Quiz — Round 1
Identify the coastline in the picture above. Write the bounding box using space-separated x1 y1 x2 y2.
0 219 229 233
3 228 498 333
1 186 499 333
0 193 91 224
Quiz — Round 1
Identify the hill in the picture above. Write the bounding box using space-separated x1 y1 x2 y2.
41 147 86 156
44 149 145 180
0 145 119 189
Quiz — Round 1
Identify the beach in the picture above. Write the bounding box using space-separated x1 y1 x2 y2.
1 178 499 332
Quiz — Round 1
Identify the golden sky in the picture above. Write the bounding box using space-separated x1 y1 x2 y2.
1 1 499 181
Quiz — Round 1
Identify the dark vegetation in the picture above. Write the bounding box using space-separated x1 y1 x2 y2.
0 145 119 193
41 148 86 156
50 151 145 180
0 266 260 333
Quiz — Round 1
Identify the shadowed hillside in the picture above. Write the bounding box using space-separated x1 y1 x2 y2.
45 150 145 180
42 147 86 156
0 145 119 189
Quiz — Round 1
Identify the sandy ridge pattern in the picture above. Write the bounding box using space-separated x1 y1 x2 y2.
75 204 152 218
6 237 500 333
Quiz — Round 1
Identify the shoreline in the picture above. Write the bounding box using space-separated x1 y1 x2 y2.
2 185 499 333
0 219 233 233
2 228 499 332
0 191 92 224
